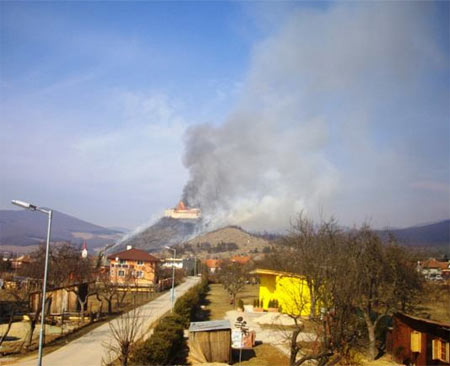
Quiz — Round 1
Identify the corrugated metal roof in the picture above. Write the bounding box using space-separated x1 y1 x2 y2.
189 320 231 332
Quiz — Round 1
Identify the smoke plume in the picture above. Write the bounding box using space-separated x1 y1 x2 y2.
182 2 447 231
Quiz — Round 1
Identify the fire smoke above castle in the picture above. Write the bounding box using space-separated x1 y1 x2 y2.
164 201 201 220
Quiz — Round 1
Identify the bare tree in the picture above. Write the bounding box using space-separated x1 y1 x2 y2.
273 219 424 362
349 226 423 359
8 282 52 350
103 306 144 366
97 272 119 314
68 282 98 322
218 260 249 306
0 292 20 348
263 217 365 365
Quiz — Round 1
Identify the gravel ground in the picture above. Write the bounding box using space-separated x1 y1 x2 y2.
224 310 315 356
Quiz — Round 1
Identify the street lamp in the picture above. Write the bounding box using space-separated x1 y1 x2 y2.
164 246 176 311
12 200 53 366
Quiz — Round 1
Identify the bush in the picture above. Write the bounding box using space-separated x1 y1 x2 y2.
173 278 208 328
131 314 184 365
131 279 209 365
237 298 244 309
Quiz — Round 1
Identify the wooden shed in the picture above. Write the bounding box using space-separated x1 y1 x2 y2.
387 312 450 366
188 320 232 364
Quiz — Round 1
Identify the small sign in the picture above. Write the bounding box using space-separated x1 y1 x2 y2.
231 329 244 349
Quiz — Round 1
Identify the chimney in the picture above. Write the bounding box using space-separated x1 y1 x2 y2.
126 245 132 250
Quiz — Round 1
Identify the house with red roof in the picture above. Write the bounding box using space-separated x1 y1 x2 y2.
418 259 450 280
108 246 159 286
231 255 251 265
204 259 222 273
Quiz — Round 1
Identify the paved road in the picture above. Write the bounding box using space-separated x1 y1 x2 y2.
16 277 201 366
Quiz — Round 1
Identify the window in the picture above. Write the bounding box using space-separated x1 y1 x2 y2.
137 260 144 266
442 341 449 363
118 270 125 277
136 271 144 278
120 259 126 264
432 339 450 363
410 331 421 352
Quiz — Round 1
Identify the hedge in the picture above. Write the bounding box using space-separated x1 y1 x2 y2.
173 278 208 328
131 314 184 365
130 278 209 365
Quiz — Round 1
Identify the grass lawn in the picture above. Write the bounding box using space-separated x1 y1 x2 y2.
419 282 450 323
206 283 259 320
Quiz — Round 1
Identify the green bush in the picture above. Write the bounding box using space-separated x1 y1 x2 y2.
131 314 184 365
173 278 208 328
237 298 244 309
131 279 209 365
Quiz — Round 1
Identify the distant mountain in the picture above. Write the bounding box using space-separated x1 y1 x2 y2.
0 210 124 250
108 226 130 234
378 219 450 248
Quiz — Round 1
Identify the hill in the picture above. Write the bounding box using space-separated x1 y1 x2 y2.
113 217 200 252
0 209 123 251
176 226 273 258
112 217 449 257
110 219 273 257
378 219 450 249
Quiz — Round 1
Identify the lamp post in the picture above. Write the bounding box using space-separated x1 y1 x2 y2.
164 246 176 310
12 200 53 366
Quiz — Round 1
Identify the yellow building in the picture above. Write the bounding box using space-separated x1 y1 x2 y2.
252 269 313 317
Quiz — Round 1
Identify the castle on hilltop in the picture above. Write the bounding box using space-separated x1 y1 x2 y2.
164 201 201 220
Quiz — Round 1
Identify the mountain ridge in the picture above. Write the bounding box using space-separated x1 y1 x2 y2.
0 209 123 250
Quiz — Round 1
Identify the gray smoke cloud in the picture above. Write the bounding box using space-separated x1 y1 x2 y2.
182 2 448 231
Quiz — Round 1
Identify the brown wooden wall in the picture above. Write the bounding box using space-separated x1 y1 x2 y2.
189 329 231 363
391 314 450 366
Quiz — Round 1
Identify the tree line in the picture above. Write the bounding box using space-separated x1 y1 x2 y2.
0 244 153 352
262 214 423 365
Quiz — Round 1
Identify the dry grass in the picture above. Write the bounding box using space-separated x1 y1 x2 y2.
419 281 450 323
206 284 258 320
233 343 289 366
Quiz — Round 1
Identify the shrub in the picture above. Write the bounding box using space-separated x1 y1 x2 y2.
131 314 184 365
268 299 279 308
131 279 209 365
173 278 208 328
237 298 244 309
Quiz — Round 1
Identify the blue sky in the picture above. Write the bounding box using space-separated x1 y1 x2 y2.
1 1 449 231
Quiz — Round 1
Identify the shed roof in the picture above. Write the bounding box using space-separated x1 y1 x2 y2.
250 268 304 279
189 320 231 332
